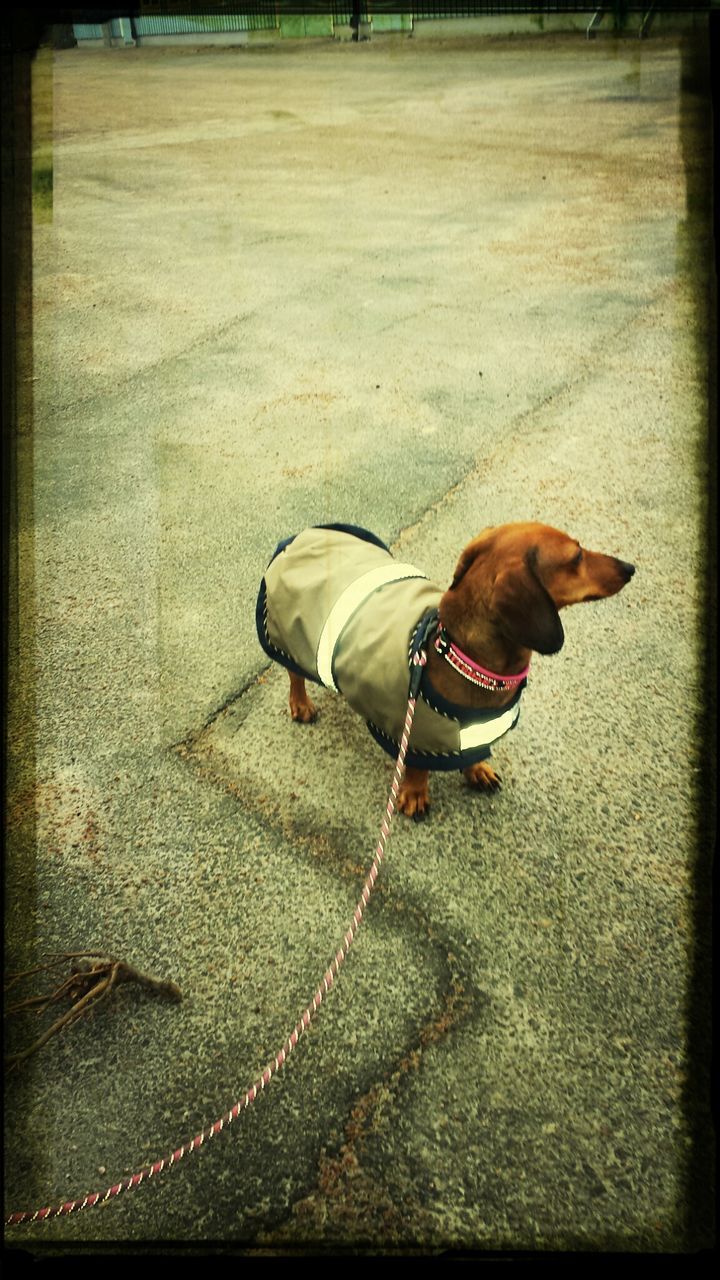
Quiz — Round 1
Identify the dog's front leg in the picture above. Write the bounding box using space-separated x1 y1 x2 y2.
397 766 430 819
288 673 317 723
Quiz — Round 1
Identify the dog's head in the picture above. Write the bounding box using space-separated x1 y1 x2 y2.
446 522 635 655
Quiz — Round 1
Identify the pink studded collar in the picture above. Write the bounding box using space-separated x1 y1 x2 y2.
434 622 530 692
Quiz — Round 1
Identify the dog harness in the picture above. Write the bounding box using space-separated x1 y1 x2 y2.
256 525 525 771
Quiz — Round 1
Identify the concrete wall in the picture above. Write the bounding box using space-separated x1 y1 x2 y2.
410 12 708 39
412 14 587 39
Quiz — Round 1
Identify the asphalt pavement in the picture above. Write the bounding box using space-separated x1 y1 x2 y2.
5 34 714 1252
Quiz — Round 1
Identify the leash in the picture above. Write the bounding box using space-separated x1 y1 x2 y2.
5 644 429 1227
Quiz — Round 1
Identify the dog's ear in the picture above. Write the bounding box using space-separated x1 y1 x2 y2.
450 531 493 589
491 547 564 654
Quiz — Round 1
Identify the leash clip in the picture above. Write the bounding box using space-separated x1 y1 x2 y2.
408 609 436 699
409 647 427 699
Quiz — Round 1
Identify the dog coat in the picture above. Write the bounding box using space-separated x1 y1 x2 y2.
256 524 525 771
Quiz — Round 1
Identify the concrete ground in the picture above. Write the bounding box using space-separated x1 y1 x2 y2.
5 35 714 1253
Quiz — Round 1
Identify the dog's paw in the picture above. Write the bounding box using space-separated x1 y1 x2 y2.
397 785 430 819
464 761 502 792
289 697 318 724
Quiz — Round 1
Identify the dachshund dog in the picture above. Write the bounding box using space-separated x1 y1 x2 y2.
257 522 635 817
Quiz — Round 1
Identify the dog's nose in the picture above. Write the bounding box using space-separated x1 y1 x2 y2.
619 560 635 581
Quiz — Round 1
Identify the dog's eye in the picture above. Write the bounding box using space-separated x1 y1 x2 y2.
571 549 583 568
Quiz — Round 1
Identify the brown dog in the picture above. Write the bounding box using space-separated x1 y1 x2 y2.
259 522 634 817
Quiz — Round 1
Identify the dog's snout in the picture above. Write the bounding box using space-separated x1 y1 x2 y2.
619 560 635 581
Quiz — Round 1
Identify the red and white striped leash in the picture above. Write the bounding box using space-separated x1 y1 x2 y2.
5 647 428 1227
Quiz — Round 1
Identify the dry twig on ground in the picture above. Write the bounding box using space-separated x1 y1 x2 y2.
4 952 182 1071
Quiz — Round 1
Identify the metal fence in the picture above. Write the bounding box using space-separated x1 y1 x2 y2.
73 9 277 42
134 8 277 33
71 3 705 44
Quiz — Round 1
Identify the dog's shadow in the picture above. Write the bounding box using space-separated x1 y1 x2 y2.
192 666 472 846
